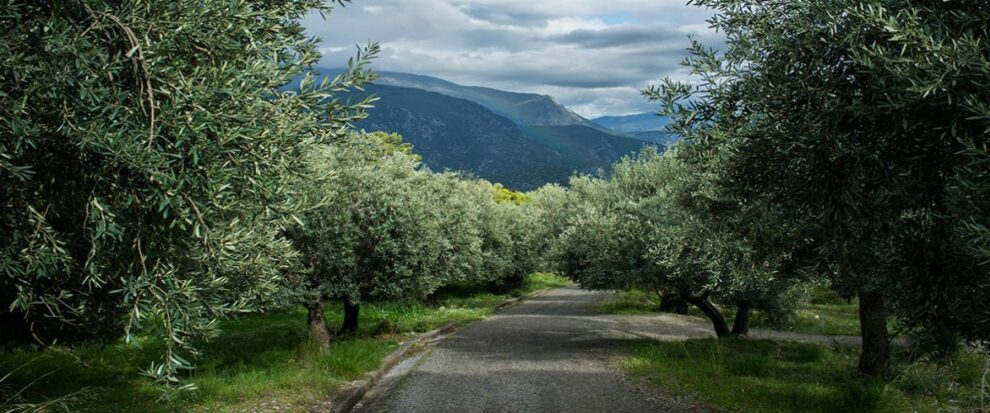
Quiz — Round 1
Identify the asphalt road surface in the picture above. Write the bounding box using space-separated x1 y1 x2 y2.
355 286 702 413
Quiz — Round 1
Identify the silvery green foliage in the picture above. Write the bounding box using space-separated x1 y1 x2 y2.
468 181 542 289
544 146 804 332
420 174 486 286
0 0 376 384
540 149 675 293
549 174 640 291
292 132 547 312
529 184 572 272
292 133 487 308
296 139 435 304
647 142 811 323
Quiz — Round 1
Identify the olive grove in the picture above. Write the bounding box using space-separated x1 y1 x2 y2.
0 0 380 384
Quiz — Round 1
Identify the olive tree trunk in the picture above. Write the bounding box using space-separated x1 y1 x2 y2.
731 303 753 336
423 292 440 308
658 290 689 314
681 291 731 337
306 301 332 349
857 289 890 376
340 301 360 335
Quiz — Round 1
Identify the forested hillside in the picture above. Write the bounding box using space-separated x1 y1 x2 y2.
346 85 572 188
342 83 649 189
591 112 667 133
371 71 607 130
591 112 679 146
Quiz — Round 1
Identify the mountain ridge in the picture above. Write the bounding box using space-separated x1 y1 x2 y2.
371 71 613 132
592 112 668 132
308 69 658 189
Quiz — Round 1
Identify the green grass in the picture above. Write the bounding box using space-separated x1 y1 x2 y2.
520 272 573 292
597 289 862 336
595 289 662 315
0 273 570 413
777 303 860 336
0 308 396 413
622 338 987 413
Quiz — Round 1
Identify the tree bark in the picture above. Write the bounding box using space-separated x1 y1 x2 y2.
731 303 753 336
306 301 332 349
424 292 439 308
681 292 731 337
340 300 360 335
857 289 890 376
658 291 689 314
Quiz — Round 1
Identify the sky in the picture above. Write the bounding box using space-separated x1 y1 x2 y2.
303 1 719 118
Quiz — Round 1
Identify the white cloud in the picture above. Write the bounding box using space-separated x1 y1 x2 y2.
305 0 718 117
541 17 608 35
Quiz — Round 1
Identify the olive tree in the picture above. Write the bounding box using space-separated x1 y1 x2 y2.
538 155 684 311
468 181 542 291
421 174 486 288
0 0 375 383
651 0 990 374
551 175 642 291
289 132 484 345
552 148 805 337
529 183 573 272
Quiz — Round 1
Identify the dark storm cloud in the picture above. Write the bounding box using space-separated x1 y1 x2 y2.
304 0 719 117
454 4 548 26
546 25 684 49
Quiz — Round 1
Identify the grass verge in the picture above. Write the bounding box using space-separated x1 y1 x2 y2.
622 338 987 413
0 273 571 412
597 289 861 336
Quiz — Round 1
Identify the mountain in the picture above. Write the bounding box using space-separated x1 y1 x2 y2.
345 84 572 188
305 69 653 189
592 112 667 132
626 131 681 147
342 83 647 189
372 71 611 132
592 112 680 147
519 125 646 170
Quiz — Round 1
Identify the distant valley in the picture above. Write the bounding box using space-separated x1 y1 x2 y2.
315 70 675 190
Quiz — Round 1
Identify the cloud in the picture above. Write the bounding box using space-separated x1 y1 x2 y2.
305 0 718 118
455 4 546 26
546 25 684 49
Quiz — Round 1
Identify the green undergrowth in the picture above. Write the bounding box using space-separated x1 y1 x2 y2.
520 272 573 292
622 338 987 413
0 273 570 413
598 289 861 336
0 310 396 413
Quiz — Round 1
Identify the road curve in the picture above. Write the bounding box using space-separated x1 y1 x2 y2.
355 286 701 413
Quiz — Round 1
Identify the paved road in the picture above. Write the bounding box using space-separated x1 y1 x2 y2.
356 287 701 413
